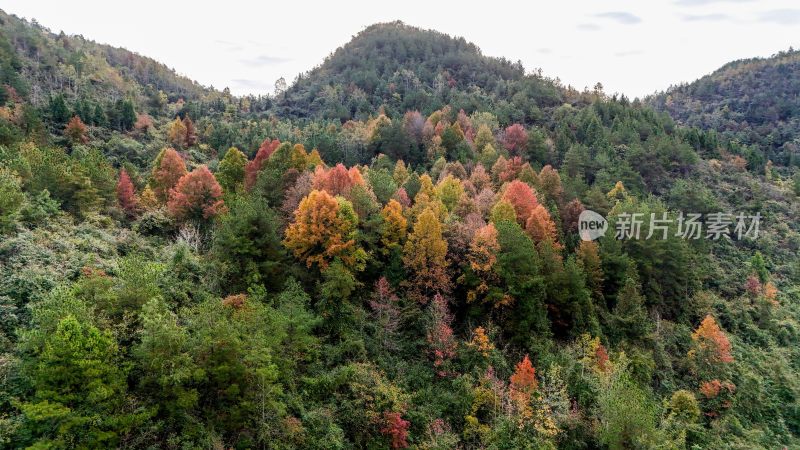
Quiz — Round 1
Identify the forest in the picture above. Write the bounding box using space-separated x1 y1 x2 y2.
0 11 799 450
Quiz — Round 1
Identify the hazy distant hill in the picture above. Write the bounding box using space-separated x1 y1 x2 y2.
649 49 800 167
0 9 212 117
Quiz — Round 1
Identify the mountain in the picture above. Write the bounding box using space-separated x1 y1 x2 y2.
0 12 799 450
648 49 800 167
0 9 214 124
278 21 564 122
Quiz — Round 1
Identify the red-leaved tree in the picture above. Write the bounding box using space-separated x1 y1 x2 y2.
151 148 187 203
167 165 226 223
245 138 280 190
503 123 528 156
116 168 138 217
380 411 410 449
501 180 540 226
426 294 456 377
370 277 401 350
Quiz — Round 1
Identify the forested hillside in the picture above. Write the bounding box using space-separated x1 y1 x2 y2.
1 11 799 450
649 49 800 170
277 21 564 123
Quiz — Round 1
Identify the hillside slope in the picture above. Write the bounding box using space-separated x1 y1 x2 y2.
278 21 564 122
648 49 800 167
0 14 798 450
0 9 213 119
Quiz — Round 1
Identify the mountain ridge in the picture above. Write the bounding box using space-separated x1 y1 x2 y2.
648 48 800 167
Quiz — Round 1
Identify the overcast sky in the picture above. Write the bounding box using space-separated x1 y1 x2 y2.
2 0 798 98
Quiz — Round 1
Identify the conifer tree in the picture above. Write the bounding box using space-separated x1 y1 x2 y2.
217 147 247 194
403 207 450 301
116 168 138 217
167 165 225 223
151 148 187 203
64 115 88 144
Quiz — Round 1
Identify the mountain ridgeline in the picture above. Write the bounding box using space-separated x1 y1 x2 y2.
278 21 564 122
648 48 800 168
0 10 799 450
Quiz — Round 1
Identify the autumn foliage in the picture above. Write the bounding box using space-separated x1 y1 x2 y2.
167 117 188 148
183 115 197 147
64 115 88 144
245 138 281 190
699 379 736 417
503 123 528 156
167 165 226 222
403 208 450 300
501 180 539 226
380 199 407 252
312 163 365 197
690 315 734 375
510 354 538 396
468 223 499 273
500 180 558 245
370 278 401 349
465 223 506 306
525 204 559 245
426 293 456 376
116 168 138 217
283 189 359 270
380 411 410 449
151 148 187 203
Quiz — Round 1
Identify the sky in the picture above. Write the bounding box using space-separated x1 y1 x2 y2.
1 0 798 98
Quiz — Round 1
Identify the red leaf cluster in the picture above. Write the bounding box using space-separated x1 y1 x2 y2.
116 168 138 217
426 294 456 376
245 138 281 190
380 411 410 449
152 148 187 203
167 165 226 222
503 123 527 155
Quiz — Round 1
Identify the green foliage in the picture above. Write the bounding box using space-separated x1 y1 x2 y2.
650 48 800 167
595 366 661 450
0 165 23 232
18 315 150 448
0 13 798 450
211 195 286 293
493 219 550 349
217 146 248 194
367 168 397 204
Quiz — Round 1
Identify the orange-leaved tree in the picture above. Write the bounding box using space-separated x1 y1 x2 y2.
283 189 364 270
501 180 539 226
525 204 559 246
151 147 187 203
64 115 89 144
689 315 733 378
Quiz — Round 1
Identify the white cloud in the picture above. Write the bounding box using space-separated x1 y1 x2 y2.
594 11 643 24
